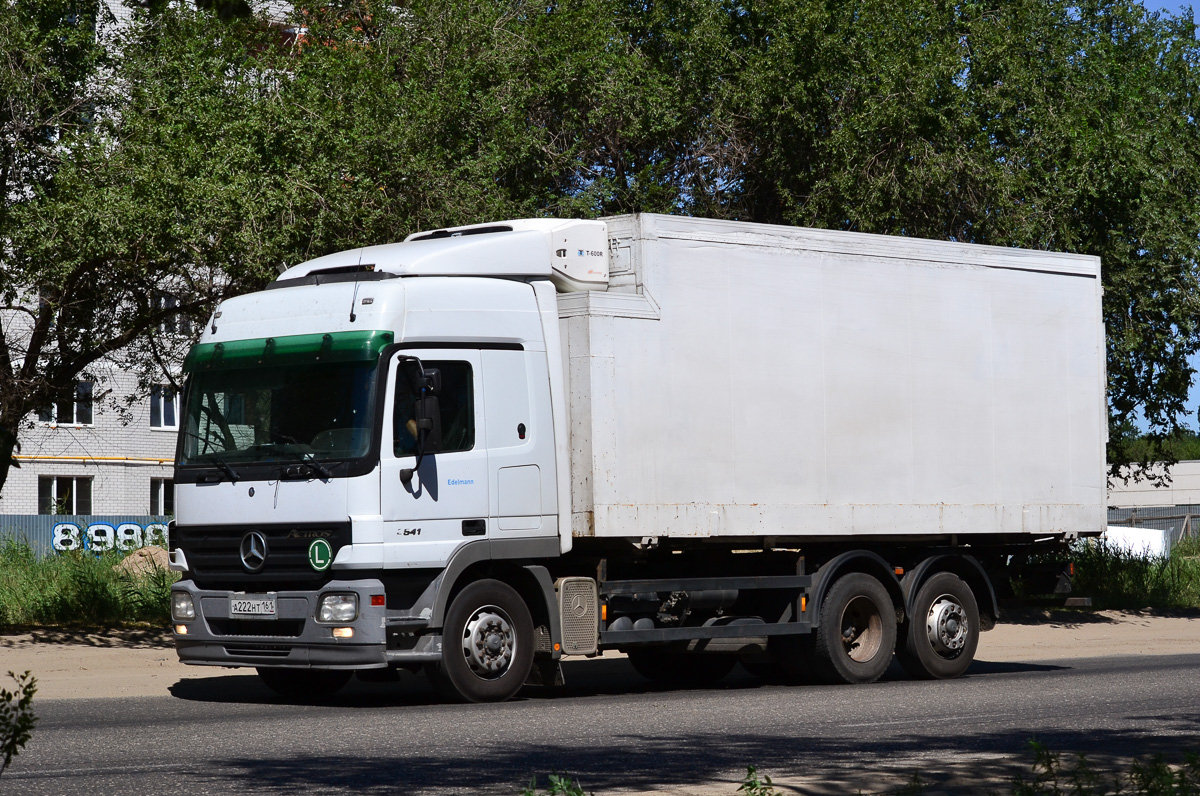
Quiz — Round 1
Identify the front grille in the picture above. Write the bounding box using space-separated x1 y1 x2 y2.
207 619 306 638
224 644 292 658
175 522 351 590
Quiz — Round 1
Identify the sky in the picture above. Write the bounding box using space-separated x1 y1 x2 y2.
1143 1 1195 18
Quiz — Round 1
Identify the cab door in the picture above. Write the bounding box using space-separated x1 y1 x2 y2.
380 349 488 568
482 348 557 538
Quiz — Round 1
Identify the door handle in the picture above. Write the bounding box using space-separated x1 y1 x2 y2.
461 519 486 537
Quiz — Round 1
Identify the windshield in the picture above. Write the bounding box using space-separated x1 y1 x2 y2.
180 360 379 465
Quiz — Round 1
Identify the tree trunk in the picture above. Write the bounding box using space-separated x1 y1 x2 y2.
0 420 19 498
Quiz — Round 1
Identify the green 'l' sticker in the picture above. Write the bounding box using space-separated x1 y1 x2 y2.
308 539 332 571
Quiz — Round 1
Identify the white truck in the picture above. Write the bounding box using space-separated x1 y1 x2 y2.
168 214 1106 701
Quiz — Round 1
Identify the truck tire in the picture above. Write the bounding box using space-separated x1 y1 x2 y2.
811 572 897 684
426 579 534 703
627 648 736 687
896 572 979 680
256 667 352 699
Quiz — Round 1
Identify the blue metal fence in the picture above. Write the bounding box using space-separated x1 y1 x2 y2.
0 515 170 558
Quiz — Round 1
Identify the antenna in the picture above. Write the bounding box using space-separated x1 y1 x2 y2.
349 248 364 322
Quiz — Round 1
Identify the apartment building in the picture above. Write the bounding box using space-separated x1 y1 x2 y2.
0 366 179 518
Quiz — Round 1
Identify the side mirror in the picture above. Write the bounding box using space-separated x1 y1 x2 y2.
398 357 443 484
413 394 443 453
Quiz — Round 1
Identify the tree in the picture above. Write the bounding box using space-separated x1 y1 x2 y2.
0 0 113 493
2 0 1198 497
711 1 1200 481
0 1 227 496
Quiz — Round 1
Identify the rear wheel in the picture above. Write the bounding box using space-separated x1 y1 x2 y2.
627 648 737 687
425 579 534 703
256 667 352 699
811 572 897 684
896 572 979 680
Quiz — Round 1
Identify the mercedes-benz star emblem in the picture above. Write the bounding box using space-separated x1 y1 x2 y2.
239 531 268 573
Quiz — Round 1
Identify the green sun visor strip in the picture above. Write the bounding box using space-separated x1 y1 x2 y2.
183 330 395 372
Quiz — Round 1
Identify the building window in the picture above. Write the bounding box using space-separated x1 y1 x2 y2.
38 476 93 515
150 478 174 515
150 385 178 429
155 292 194 336
37 381 93 426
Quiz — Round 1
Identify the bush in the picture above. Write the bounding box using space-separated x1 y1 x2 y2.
520 774 592 796
0 671 36 777
1012 741 1200 796
1071 537 1200 610
0 539 177 629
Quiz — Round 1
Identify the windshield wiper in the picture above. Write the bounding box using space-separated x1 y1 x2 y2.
209 455 241 484
183 430 241 483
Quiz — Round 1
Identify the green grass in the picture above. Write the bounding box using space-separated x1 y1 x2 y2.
0 539 178 629
1071 535 1200 610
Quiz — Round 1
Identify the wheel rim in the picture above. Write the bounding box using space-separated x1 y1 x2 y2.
840 595 884 662
925 594 968 658
460 604 517 679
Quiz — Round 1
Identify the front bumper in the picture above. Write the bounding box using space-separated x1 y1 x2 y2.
172 579 388 669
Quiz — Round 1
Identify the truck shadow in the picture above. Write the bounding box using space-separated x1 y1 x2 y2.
167 655 1066 706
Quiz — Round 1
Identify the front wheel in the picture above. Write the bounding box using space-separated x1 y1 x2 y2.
896 572 979 680
256 667 352 699
426 579 534 703
811 572 897 684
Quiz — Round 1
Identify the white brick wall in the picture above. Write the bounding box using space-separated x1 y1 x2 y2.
101 1 291 28
102 0 134 26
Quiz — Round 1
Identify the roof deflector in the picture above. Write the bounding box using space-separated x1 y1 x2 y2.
409 225 514 241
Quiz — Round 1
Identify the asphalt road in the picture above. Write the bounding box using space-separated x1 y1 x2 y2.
6 653 1200 795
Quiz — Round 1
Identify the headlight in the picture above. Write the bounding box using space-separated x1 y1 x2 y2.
318 593 358 623
171 592 195 621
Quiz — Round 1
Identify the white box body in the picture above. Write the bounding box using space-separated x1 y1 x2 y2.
560 214 1107 540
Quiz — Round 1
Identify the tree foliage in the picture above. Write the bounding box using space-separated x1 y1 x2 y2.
0 0 114 489
1 0 1199 494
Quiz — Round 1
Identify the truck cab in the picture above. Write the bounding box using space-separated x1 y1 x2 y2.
169 220 602 699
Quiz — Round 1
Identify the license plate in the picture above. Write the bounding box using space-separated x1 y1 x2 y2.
230 596 276 617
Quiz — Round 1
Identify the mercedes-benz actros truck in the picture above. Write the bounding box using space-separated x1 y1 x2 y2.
168 214 1106 702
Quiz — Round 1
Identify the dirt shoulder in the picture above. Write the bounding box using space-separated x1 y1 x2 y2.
2 609 1199 701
